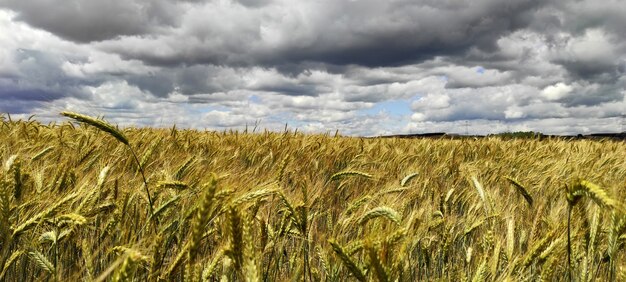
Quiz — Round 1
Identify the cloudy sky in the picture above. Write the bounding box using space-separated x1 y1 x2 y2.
1 0 625 135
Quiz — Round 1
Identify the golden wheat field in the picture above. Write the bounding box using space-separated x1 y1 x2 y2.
1 112 625 281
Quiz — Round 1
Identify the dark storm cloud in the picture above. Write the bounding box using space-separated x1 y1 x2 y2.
0 98 47 114
126 65 248 97
0 49 93 113
0 0 181 42
93 0 548 70
272 0 544 68
126 72 175 98
560 83 625 108
0 88 63 102
550 0 626 36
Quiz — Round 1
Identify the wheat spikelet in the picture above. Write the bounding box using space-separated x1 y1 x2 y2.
174 156 195 180
185 260 198 282
444 188 456 204
506 217 515 260
150 195 180 221
113 254 137 282
345 196 371 215
400 172 419 187
4 154 17 171
330 170 373 181
226 207 244 272
522 229 556 268
231 187 278 207
470 176 492 214
140 138 161 168
540 255 557 282
0 180 10 238
57 213 88 226
61 111 129 145
538 237 563 263
28 251 55 275
0 250 23 280
276 154 290 183
242 213 259 282
202 247 225 282
10 159 22 200
100 209 121 240
384 227 407 246
464 218 486 236
277 192 298 223
490 240 501 279
328 240 366 282
472 258 487 282
97 165 110 189
150 233 165 277
189 177 218 262
316 247 329 278
345 240 365 256
85 202 116 217
366 242 389 282
157 180 189 190
12 192 77 237
528 204 545 247
358 206 401 226
466 247 473 264
31 146 54 162
504 176 533 207
471 176 486 203
221 256 233 282
573 179 617 208
162 242 190 279
81 241 95 281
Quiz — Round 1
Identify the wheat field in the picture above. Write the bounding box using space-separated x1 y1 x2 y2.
1 112 625 281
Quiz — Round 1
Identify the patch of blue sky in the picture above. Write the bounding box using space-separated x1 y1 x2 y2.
476 66 485 74
360 99 413 117
197 104 231 113
248 95 262 104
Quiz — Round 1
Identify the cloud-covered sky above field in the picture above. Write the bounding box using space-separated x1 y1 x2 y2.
1 0 625 135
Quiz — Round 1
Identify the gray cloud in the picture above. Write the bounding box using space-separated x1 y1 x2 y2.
1 0 625 135
0 0 182 42
90 0 549 69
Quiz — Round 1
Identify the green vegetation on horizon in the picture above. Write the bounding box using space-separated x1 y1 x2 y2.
1 113 626 281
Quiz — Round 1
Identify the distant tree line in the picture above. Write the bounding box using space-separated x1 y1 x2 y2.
491 131 544 139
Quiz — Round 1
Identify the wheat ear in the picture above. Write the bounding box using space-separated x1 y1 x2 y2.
60 111 129 145
504 176 533 207
328 239 366 282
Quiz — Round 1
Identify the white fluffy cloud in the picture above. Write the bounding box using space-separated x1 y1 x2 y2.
542 83 573 101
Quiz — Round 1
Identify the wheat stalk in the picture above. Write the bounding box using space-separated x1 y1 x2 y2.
60 111 156 228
